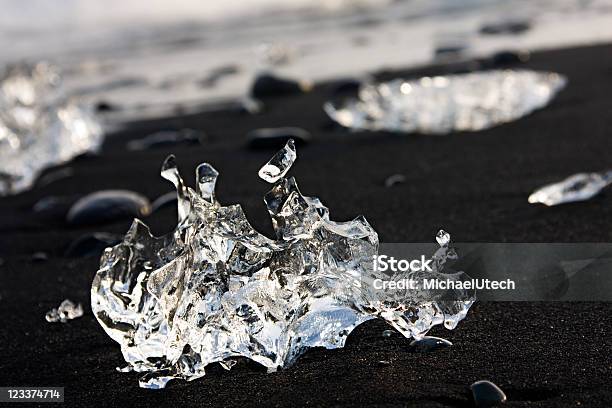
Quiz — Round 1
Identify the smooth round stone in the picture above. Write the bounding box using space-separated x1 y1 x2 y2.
66 190 151 225
65 233 122 258
33 196 77 217
30 252 49 263
384 174 406 188
126 129 206 151
479 20 531 35
151 192 178 213
470 380 507 407
490 50 530 66
434 44 467 59
36 167 74 187
250 73 312 98
95 100 119 112
330 79 361 97
409 336 453 352
246 127 311 149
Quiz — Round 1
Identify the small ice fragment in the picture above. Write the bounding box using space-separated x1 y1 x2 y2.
219 360 237 371
0 63 103 195
139 372 174 390
377 360 390 366
409 336 453 352
436 230 451 247
384 174 406 188
528 172 612 206
255 42 295 67
45 299 83 323
116 366 133 373
258 139 296 183
324 70 566 134
470 380 507 407
382 330 395 338
195 163 218 203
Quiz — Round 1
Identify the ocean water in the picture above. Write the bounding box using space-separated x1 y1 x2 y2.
1 0 612 122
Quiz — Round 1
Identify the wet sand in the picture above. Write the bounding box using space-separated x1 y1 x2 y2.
0 43 611 406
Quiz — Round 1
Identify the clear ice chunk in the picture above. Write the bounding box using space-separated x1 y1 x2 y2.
324 70 566 134
45 299 84 323
257 139 296 183
528 171 612 206
91 144 474 389
0 63 103 195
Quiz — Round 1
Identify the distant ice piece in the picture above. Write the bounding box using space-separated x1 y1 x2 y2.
528 172 612 206
45 299 84 323
258 139 296 183
91 144 474 389
0 63 102 195
324 70 566 134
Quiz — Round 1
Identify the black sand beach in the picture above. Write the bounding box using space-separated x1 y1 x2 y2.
0 43 611 407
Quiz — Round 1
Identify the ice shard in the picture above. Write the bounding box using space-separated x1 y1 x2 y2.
258 139 296 183
91 144 474 389
0 63 103 195
324 70 566 134
45 299 84 323
528 171 612 206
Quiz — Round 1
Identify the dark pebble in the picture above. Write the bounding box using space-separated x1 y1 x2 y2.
66 190 151 225
32 195 79 218
434 44 467 59
384 174 406 188
36 167 74 187
470 380 507 407
251 73 312 98
200 65 240 88
246 127 311 149
30 252 49 262
490 50 531 66
64 233 123 258
479 20 531 35
151 192 178 213
95 100 120 112
329 79 361 98
409 336 453 352
126 129 206 151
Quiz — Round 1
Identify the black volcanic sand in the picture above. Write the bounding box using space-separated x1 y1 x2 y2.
1 43 612 407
